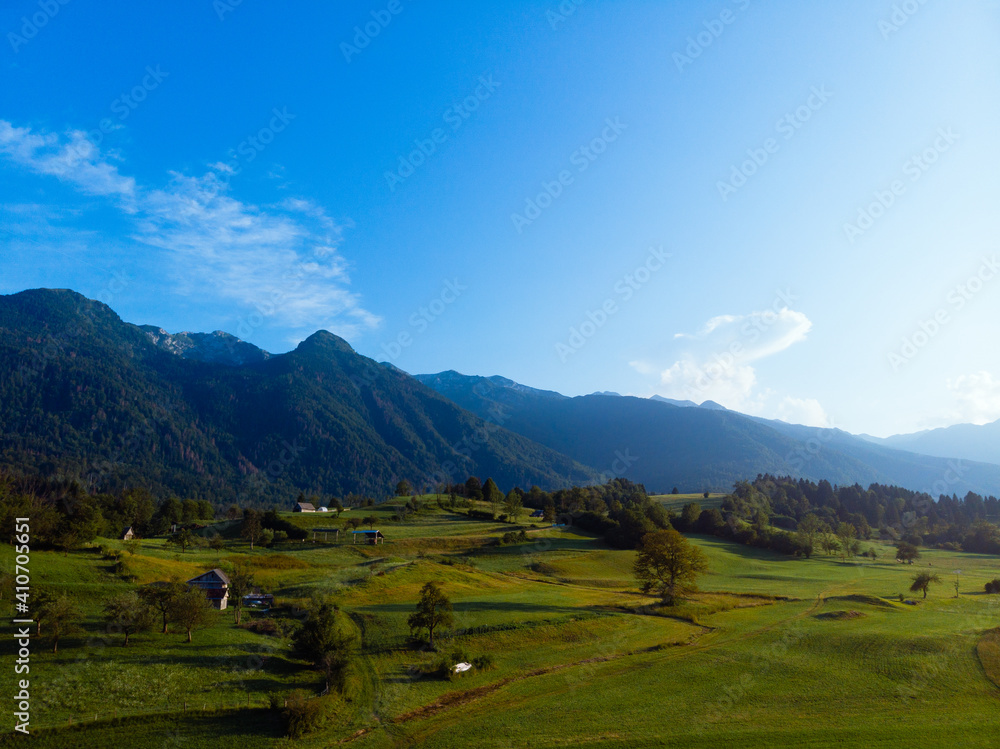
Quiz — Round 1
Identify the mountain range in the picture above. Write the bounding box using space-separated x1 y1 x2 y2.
1 288 998 503
413 371 1000 497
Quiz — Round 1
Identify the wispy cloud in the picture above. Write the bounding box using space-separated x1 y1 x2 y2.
631 305 828 426
0 119 380 339
0 121 136 201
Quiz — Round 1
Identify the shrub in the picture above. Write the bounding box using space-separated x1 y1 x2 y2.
471 654 496 670
985 579 1000 594
240 618 279 635
282 691 326 739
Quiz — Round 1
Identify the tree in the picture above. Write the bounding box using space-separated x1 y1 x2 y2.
819 534 840 557
796 514 822 558
464 476 483 501
363 515 378 530
102 591 154 646
679 502 701 532
228 560 255 625
634 529 709 606
543 505 557 524
910 572 941 599
504 489 523 522
408 582 454 648
241 509 264 550
39 594 80 653
165 527 196 553
482 478 502 518
835 522 857 561
895 542 920 565
173 588 212 642
293 602 354 693
395 480 412 496
139 580 186 634
123 538 141 556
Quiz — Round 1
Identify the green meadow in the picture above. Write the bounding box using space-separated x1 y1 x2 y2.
10 497 1000 748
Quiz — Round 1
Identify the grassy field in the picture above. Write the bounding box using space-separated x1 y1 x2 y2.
7 497 1000 747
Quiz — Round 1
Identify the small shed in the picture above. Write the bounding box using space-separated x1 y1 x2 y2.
529 510 545 518
187 568 230 610
293 502 316 513
351 530 385 545
121 526 135 540
318 507 329 512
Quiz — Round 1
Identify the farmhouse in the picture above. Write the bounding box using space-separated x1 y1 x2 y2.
121 526 135 540
187 569 230 610
352 530 385 545
293 502 316 513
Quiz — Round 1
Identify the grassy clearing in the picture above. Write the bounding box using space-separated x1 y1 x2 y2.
13 497 1000 747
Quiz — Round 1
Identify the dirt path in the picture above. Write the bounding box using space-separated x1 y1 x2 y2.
338 588 838 744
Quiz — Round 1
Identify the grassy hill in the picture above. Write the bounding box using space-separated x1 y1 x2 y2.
13 497 1000 748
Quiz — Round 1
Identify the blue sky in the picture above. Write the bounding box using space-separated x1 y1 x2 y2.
2 0 998 437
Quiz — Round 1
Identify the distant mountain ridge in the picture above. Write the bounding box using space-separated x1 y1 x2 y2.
414 370 1000 496
861 420 1000 467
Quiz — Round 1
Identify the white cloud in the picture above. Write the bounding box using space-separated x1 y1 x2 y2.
0 120 380 340
947 371 1000 425
633 305 827 425
776 396 830 428
0 121 136 201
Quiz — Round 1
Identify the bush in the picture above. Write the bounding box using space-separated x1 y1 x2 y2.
272 530 289 544
240 618 279 635
471 654 496 670
985 579 1000 594
499 530 529 546
282 691 326 739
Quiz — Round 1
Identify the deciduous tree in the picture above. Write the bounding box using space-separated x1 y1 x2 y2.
173 587 213 642
634 529 709 606
408 582 454 648
910 572 941 599
102 591 154 646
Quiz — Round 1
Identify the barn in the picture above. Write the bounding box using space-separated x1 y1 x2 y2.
186 569 230 610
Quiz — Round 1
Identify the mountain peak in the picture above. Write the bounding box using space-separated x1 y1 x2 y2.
294 330 356 356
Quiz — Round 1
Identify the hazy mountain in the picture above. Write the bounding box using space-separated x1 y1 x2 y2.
0 289 597 503
860 420 1000 467
415 370 1000 496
